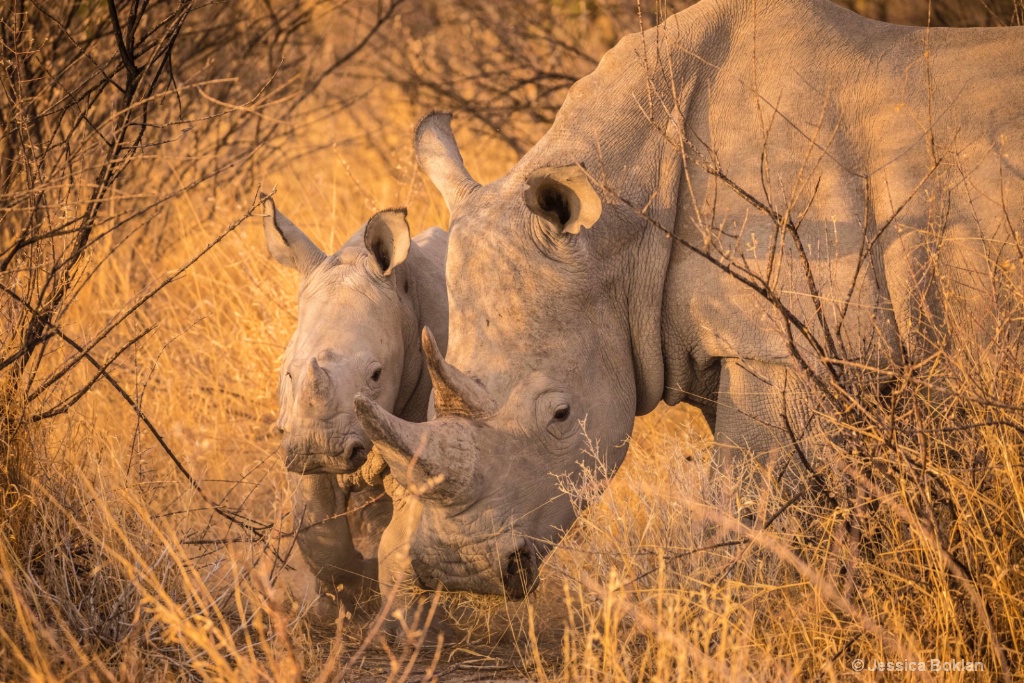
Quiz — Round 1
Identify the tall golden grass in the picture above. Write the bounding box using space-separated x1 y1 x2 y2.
2 1 1023 681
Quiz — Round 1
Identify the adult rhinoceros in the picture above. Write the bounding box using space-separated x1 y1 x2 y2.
356 0 1024 600
262 197 447 614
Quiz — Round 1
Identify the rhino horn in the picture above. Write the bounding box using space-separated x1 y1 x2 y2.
354 394 442 491
299 357 332 407
421 327 494 418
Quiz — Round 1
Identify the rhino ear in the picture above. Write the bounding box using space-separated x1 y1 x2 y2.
524 165 603 235
261 194 326 276
415 113 480 214
364 208 411 276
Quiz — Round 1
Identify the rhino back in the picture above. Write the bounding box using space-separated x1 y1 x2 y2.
503 0 1023 395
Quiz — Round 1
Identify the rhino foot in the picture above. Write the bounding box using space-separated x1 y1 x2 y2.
305 587 343 628
376 593 453 648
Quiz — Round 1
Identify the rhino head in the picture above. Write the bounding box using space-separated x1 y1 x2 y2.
264 196 417 476
357 114 666 598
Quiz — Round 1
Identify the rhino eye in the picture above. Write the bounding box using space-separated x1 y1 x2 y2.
552 405 570 422
370 367 382 383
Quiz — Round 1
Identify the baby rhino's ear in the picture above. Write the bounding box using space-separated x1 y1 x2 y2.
261 194 326 275
364 208 411 276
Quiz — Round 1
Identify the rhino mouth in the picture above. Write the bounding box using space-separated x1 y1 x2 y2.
501 543 540 600
284 439 369 475
411 539 543 600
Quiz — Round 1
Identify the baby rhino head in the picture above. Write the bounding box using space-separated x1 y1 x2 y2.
263 195 414 475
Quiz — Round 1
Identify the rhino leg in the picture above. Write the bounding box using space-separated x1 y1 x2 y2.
337 448 392 563
346 485 392 561
715 359 868 593
713 359 812 524
375 480 450 643
294 474 378 620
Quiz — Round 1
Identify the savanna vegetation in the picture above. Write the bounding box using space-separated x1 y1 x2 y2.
2 0 1023 680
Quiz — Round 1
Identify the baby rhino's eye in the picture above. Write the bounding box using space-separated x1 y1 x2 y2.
553 405 570 422
370 364 382 383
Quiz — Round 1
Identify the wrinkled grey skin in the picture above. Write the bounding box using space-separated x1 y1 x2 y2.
358 0 1024 601
263 197 448 613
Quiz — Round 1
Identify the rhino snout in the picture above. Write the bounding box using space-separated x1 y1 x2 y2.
410 538 541 598
501 542 539 600
343 435 369 469
283 431 370 474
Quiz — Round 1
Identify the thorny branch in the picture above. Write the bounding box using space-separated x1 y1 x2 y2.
0 0 403 553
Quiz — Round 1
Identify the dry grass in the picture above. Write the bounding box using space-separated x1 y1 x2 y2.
2 1 1024 681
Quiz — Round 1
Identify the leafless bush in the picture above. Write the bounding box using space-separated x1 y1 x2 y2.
379 0 1021 156
0 0 402 675
0 0 403 483
563 52 1024 675
537 151 1024 677
375 0 684 153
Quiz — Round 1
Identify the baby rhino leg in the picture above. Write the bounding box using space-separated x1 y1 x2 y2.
294 474 376 621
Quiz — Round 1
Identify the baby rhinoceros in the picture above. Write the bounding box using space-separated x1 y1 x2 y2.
262 195 448 618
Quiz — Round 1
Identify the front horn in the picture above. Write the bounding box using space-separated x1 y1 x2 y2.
299 357 332 408
421 327 495 418
354 394 474 500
